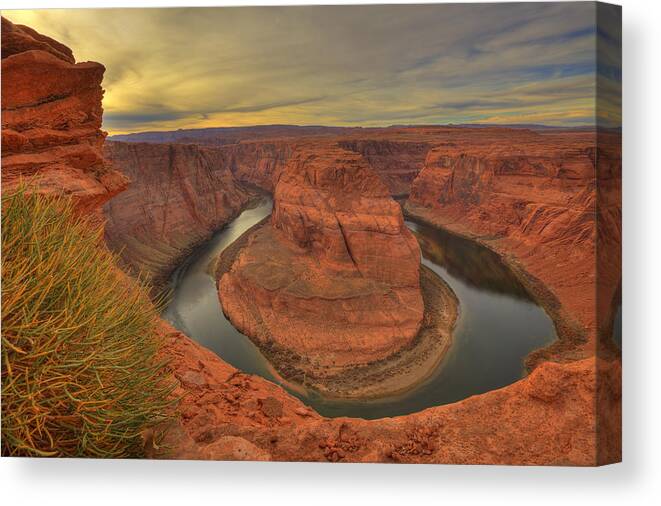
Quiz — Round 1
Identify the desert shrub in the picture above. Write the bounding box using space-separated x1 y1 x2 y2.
1 188 176 457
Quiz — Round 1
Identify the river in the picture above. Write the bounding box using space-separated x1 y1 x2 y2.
162 198 556 419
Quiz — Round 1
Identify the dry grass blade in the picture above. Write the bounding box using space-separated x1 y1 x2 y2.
2 187 177 458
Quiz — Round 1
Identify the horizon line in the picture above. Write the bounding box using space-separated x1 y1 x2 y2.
107 121 607 137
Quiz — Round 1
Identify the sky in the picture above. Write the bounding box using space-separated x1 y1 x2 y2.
4 3 621 135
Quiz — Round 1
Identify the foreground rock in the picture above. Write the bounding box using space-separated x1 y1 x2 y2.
219 143 426 381
1 17 127 219
154 321 620 465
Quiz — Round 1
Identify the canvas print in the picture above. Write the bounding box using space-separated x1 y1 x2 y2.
1 2 621 465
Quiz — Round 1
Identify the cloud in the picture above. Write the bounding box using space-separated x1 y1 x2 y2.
4 4 620 133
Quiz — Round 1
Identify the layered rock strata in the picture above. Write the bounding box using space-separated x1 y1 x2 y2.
221 141 293 192
407 128 611 364
219 144 425 373
103 141 251 284
1 17 127 217
338 139 431 196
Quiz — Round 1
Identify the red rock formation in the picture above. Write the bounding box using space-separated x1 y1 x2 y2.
405 127 621 464
156 320 620 465
103 141 251 284
101 139 293 283
115 127 619 464
596 131 622 343
221 141 293 192
1 17 127 217
220 143 424 369
338 139 431 195
407 128 604 358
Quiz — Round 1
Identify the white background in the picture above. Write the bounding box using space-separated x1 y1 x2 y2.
0 0 658 505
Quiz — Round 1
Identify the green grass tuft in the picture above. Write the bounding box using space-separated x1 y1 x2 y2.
2 187 177 458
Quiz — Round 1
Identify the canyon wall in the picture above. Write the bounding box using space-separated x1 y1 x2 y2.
103 141 251 284
596 132 623 343
1 17 127 218
205 138 431 196
221 141 293 192
101 139 294 284
338 139 431 196
110 130 430 196
219 143 424 370
407 128 609 363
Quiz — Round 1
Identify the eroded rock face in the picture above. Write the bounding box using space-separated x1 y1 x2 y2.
1 17 127 217
409 131 596 249
157 320 621 465
222 141 293 192
220 143 424 368
338 139 431 196
103 141 251 284
407 128 610 363
272 145 421 287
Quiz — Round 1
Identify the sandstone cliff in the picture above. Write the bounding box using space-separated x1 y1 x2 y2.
338 139 431 196
221 141 293 192
1 17 127 217
407 128 608 364
103 141 251 284
596 131 622 344
219 143 424 370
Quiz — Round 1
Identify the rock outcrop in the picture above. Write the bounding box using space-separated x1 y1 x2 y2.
103 141 252 284
1 17 127 218
156 320 621 465
220 143 424 371
595 131 622 345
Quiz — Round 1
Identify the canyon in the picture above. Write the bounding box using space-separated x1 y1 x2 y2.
102 132 432 285
1 18 621 465
103 141 252 285
102 125 623 463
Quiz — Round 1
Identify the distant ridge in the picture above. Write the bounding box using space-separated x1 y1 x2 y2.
108 122 613 145
108 125 363 144
450 123 596 131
